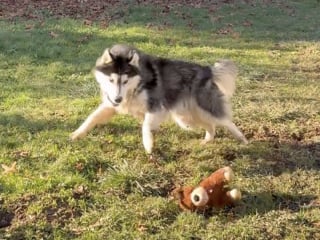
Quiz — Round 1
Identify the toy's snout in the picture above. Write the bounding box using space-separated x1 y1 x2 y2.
191 186 209 207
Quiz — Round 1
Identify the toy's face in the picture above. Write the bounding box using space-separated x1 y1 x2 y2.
172 167 242 211
190 186 209 207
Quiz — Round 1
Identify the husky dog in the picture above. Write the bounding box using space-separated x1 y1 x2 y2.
71 44 248 153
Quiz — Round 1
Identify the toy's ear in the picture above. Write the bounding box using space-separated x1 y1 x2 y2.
228 188 242 201
223 166 234 182
96 48 114 66
191 187 209 207
172 187 184 200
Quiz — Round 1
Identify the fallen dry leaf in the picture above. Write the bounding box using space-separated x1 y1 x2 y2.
73 185 85 195
232 31 241 39
72 185 89 199
99 20 109 28
1 161 17 174
97 165 103 176
0 0 248 23
243 20 253 27
83 19 93 26
217 27 234 35
25 24 34 30
12 150 30 159
49 31 59 38
313 221 320 228
75 162 84 171
137 222 148 232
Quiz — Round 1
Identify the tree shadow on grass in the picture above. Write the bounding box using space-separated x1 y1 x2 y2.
100 120 141 136
0 193 83 239
0 208 14 229
1 0 320 70
210 139 320 218
239 140 320 176
243 191 317 213
0 25 151 100
0 26 150 67
0 112 75 133
0 223 78 240
197 190 318 219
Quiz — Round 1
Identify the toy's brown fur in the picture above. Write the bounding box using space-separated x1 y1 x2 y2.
173 167 241 211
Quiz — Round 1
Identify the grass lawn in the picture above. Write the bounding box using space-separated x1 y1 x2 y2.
0 0 319 239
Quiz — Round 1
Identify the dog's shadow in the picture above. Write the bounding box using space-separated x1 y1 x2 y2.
231 140 320 176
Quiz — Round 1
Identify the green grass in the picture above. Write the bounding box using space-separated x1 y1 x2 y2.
0 0 320 239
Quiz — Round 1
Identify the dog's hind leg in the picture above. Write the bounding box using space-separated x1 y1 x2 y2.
201 125 216 144
71 104 115 140
218 119 248 144
142 111 166 154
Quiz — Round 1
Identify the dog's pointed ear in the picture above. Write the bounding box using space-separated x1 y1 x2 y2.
128 50 139 67
96 48 114 66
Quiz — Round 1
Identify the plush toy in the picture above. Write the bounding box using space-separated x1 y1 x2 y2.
173 166 241 211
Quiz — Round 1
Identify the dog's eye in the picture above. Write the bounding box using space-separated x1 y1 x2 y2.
109 79 114 83
123 67 133 75
123 80 128 85
123 70 129 75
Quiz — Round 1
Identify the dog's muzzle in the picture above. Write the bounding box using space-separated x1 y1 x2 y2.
114 96 123 104
107 95 121 107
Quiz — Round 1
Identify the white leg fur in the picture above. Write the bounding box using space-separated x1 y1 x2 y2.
142 122 153 154
71 104 115 140
201 125 216 144
172 115 192 130
218 119 248 144
142 111 166 154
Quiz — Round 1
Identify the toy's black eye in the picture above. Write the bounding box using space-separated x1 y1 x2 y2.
193 195 200 202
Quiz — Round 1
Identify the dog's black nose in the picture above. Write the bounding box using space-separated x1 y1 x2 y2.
114 96 123 104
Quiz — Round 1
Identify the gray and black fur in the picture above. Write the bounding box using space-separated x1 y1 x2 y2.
71 44 248 153
138 55 225 116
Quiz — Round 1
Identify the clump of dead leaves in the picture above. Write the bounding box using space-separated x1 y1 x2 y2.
0 0 255 22
1 162 17 174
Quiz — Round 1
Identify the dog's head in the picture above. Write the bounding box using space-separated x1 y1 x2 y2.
94 44 140 106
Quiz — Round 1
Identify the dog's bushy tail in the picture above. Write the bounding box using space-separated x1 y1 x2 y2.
211 60 238 99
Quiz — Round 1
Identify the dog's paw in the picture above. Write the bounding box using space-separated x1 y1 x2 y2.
241 137 249 145
143 137 153 154
144 143 153 154
200 139 212 145
200 131 215 145
70 130 87 141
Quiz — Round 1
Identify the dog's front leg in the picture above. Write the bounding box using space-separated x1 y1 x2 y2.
71 104 115 140
142 111 166 154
